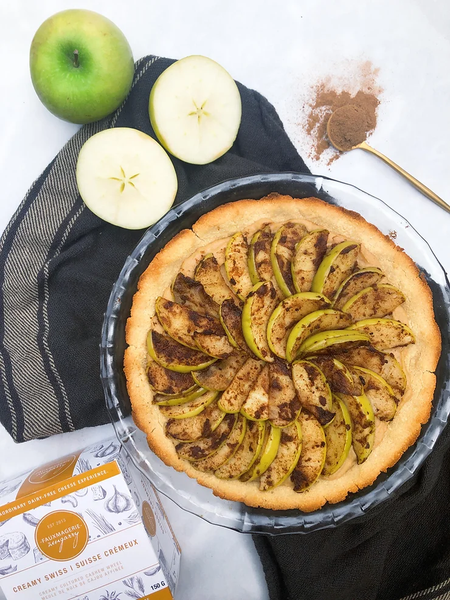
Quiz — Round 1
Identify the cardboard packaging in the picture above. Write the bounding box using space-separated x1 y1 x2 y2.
0 437 181 600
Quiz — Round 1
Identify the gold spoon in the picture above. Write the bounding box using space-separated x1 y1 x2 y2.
327 105 450 214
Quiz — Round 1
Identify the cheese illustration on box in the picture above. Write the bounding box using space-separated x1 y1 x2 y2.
0 438 180 600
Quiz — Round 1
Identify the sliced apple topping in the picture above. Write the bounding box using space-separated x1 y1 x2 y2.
291 411 326 492
224 232 253 300
215 420 265 479
285 308 352 362
193 331 234 359
147 361 195 396
271 222 308 297
291 229 329 293
333 267 384 310
240 423 281 482
218 358 265 413
260 421 303 491
311 240 360 299
307 356 361 396
165 400 226 441
267 292 331 359
268 359 301 427
291 360 334 426
154 386 206 406
159 390 219 419
322 395 352 476
241 364 270 421
337 392 375 464
348 318 415 350
172 272 219 317
341 284 406 320
176 413 237 461
242 281 278 362
219 299 249 352
194 253 237 305
194 414 247 472
351 366 397 421
192 353 247 391
147 329 217 372
248 226 282 295
297 329 371 357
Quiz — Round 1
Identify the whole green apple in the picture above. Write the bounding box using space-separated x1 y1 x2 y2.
29 9 134 124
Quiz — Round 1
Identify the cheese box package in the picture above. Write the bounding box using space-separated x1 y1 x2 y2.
0 437 181 600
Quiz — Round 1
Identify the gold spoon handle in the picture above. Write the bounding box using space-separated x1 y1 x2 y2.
358 141 450 214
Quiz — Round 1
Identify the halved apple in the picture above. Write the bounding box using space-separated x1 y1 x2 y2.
215 420 265 479
291 229 329 293
159 390 218 419
271 222 308 297
351 366 397 421
218 358 265 413
149 55 242 165
268 359 302 427
337 392 375 464
291 411 326 492
240 364 270 421
194 414 247 472
307 356 360 396
322 395 352 476
285 308 352 362
348 318 415 350
76 127 178 229
165 400 226 441
193 331 234 359
267 292 331 359
260 421 303 491
175 413 237 461
147 361 195 396
240 424 282 482
194 253 237 305
219 299 249 352
333 267 384 309
297 329 371 357
172 272 219 317
341 284 406 320
154 386 206 406
291 360 334 425
224 232 253 300
311 240 360 299
147 329 217 372
242 281 278 362
192 353 247 391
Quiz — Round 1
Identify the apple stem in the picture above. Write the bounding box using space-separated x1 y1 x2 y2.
73 50 79 68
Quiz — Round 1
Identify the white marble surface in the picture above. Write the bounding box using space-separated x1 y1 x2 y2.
0 1 449 599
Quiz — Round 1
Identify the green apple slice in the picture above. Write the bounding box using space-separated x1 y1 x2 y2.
240 424 282 482
333 267 384 309
297 329 371 357
268 359 302 427
271 222 308 297
285 308 352 362
193 331 234 359
154 386 206 406
192 352 247 391
149 55 242 165
147 361 195 396
155 296 223 349
337 392 375 464
291 360 334 426
224 232 254 300
351 366 397 421
219 299 249 352
291 411 326 492
194 254 237 305
307 356 361 396
165 400 226 441
322 395 353 476
267 292 331 359
175 413 237 461
172 272 219 317
147 329 217 372
348 318 415 350
194 415 247 472
248 226 283 296
218 358 265 413
215 420 265 479
291 229 329 293
260 422 303 491
241 364 270 421
311 240 360 299
242 281 278 362
334 347 406 396
159 390 218 419
341 284 406 320
76 127 177 229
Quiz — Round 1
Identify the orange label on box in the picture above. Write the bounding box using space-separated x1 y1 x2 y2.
35 510 89 561
16 451 82 499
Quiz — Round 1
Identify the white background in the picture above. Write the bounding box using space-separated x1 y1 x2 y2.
0 1 449 599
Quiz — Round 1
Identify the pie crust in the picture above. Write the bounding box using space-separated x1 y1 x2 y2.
124 194 441 511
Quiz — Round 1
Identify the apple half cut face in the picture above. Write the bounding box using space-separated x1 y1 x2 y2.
149 55 242 165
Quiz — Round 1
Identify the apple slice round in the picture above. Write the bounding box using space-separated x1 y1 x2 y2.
149 55 242 165
76 127 177 229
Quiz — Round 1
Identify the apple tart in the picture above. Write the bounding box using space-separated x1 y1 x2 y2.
124 194 441 511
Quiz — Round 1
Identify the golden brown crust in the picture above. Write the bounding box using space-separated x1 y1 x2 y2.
124 194 441 511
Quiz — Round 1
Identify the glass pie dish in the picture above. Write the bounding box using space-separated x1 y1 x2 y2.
100 172 450 535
